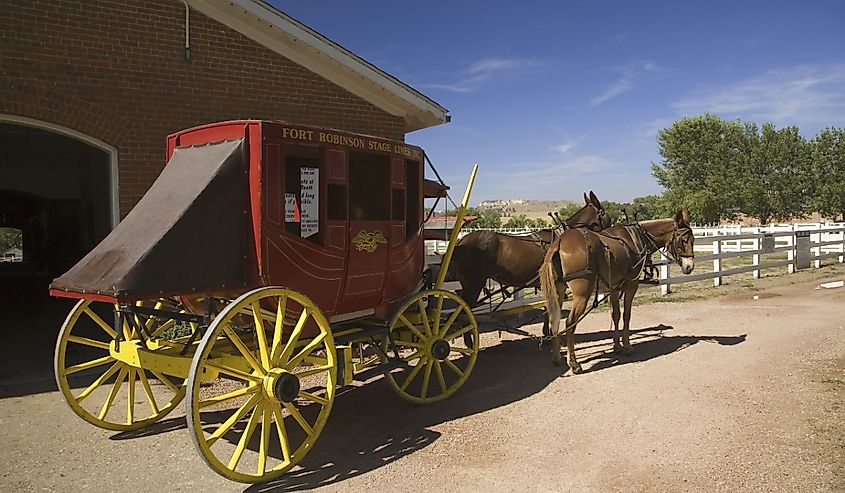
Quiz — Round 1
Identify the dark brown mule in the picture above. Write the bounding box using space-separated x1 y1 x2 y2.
539 210 695 373
449 191 611 308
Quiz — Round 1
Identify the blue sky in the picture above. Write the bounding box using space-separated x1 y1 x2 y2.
271 1 845 204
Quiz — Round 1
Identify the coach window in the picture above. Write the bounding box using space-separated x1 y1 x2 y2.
405 160 421 237
284 145 321 244
348 152 389 220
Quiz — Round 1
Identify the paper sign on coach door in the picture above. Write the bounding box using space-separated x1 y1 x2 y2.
300 168 319 238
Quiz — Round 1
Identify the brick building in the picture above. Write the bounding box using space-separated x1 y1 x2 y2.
0 0 448 282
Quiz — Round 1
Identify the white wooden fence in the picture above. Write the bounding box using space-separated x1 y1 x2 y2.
426 222 845 296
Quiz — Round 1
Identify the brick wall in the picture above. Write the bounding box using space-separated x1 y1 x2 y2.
0 0 406 215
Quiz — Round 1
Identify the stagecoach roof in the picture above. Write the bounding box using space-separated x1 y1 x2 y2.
185 0 450 133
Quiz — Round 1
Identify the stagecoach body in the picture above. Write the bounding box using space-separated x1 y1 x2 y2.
51 120 441 321
48 120 481 484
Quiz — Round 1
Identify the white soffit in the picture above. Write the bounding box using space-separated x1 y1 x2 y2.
186 0 450 133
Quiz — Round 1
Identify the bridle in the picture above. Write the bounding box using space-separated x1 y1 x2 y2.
567 203 610 232
660 224 695 265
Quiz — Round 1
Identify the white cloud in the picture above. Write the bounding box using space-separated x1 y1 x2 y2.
591 61 659 106
550 135 585 155
421 57 546 93
672 63 845 128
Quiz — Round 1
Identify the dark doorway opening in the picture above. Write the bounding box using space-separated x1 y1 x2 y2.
0 123 112 390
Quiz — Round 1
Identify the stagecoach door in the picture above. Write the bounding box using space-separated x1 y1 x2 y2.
342 152 391 305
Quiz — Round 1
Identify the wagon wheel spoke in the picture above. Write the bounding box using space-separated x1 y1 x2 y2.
187 287 336 483
417 299 432 337
82 306 116 338
283 402 313 436
227 403 263 470
67 335 111 350
293 364 333 379
419 359 434 400
270 295 288 363
252 302 271 369
400 356 427 391
126 368 136 424
75 362 121 403
276 308 308 366
198 383 260 409
222 325 265 376
98 366 127 420
205 392 262 447
432 294 445 337
56 299 187 431
286 332 327 369
398 314 426 340
66 355 114 375
438 306 463 339
434 360 447 394
443 358 464 379
271 402 292 464
138 370 160 415
258 406 272 475
149 369 180 392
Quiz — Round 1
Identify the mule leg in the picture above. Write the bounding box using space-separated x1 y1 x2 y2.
549 281 566 366
610 290 623 353
620 282 639 353
565 295 590 374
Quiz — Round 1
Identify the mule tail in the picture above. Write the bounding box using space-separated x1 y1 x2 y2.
540 241 563 337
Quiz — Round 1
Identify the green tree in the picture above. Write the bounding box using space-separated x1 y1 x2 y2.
739 123 812 224
502 214 529 229
626 195 663 220
651 114 748 223
463 207 502 229
0 228 23 253
557 201 584 220
600 200 626 224
529 217 549 228
810 127 845 221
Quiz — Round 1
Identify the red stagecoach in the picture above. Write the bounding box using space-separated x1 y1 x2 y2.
50 120 479 483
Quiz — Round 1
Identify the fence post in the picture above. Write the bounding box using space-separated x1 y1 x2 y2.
787 227 796 274
660 252 670 295
839 226 844 264
713 239 722 287
752 234 761 279
814 224 822 268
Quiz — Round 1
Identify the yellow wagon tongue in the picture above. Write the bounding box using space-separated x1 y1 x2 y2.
50 139 249 301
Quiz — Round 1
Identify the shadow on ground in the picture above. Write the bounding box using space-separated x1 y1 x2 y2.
2 296 746 491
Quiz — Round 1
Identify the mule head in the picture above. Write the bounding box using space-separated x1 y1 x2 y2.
672 209 695 274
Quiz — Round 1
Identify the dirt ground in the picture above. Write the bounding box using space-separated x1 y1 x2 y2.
0 267 843 492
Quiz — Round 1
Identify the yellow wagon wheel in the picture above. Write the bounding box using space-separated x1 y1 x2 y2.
186 287 336 484
385 289 479 404
54 299 188 431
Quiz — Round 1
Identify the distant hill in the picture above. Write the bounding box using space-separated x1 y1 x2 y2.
478 199 577 220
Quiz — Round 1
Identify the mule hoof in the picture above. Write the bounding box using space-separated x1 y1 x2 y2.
613 344 624 354
570 363 583 374
621 345 633 355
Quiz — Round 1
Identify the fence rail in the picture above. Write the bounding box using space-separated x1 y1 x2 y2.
426 222 845 295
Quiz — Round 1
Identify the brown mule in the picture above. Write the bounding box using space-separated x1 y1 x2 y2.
539 210 695 373
449 191 611 308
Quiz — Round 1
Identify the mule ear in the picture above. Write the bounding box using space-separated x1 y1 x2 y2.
584 192 590 205
675 209 690 226
589 191 602 209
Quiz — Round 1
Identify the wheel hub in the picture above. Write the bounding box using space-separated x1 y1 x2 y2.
264 369 300 403
431 339 451 360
